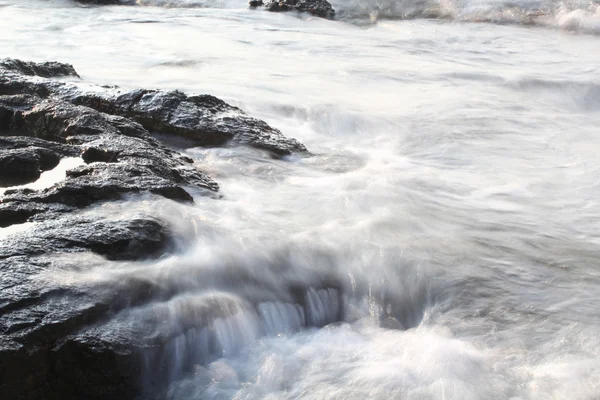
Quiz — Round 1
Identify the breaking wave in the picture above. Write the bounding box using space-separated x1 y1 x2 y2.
117 0 600 34
331 0 600 33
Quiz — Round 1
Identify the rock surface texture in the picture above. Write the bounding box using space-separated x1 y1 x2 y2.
263 0 336 19
0 59 308 399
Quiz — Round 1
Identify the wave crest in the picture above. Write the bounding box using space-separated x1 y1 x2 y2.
332 0 600 34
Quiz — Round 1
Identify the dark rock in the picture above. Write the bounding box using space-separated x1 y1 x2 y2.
0 99 218 221
0 58 308 158
0 201 74 227
20 99 151 142
72 0 335 20
0 59 310 400
266 1 291 11
68 89 308 157
295 0 336 18
0 216 173 261
0 59 79 79
1 144 212 208
0 256 165 399
264 0 335 19
81 147 119 163
0 148 61 186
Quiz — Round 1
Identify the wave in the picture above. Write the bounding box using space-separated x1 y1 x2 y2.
112 0 600 35
331 0 600 33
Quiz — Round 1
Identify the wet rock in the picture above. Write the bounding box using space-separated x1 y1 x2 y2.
0 148 61 186
0 257 159 399
20 99 151 142
0 201 74 227
0 59 309 400
73 0 335 20
0 59 79 79
0 58 308 157
295 0 336 18
264 0 335 19
0 136 78 157
0 100 218 222
0 216 173 261
75 0 136 4
82 147 119 163
68 89 308 157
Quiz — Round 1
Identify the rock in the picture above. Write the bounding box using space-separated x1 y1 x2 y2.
20 99 152 142
0 58 308 158
0 216 173 261
68 89 308 157
72 0 335 20
0 236 345 399
0 136 79 157
0 59 79 79
0 97 219 224
81 147 119 163
264 0 335 19
0 58 310 400
75 0 136 5
0 201 74 228
0 148 61 186
295 0 336 18
0 253 168 399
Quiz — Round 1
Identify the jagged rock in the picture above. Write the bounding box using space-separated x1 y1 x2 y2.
264 0 335 19
0 59 79 79
68 89 308 156
20 99 152 142
0 216 173 261
81 147 119 163
0 96 218 224
0 58 308 157
0 136 79 156
0 201 74 227
0 58 309 400
0 148 61 186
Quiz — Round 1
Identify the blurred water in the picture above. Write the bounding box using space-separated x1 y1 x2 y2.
1 0 600 398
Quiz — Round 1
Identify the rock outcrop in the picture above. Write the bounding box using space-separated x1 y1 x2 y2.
262 0 336 19
0 59 309 400
71 0 336 20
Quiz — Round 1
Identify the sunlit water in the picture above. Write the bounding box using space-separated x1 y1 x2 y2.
1 0 600 398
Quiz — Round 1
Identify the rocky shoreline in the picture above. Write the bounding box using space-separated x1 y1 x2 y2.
0 59 310 399
74 0 336 20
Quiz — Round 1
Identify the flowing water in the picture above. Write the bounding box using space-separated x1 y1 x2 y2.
2 0 600 398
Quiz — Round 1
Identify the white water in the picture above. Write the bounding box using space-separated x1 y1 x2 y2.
2 0 600 398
